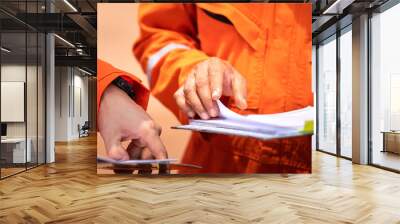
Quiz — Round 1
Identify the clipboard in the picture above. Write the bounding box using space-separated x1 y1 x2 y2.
97 156 202 174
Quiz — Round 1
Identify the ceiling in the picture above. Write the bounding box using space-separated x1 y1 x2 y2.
0 0 393 73
0 0 98 73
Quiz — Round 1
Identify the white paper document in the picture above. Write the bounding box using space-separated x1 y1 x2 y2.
173 101 314 140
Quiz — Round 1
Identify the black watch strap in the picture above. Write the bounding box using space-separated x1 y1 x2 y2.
112 77 136 100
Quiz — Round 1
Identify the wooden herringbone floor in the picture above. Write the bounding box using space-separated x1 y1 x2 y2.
1 135 400 224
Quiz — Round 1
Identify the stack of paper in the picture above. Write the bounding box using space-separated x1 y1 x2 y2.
173 101 314 140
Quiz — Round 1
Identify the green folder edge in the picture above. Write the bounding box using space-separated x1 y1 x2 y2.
300 120 314 134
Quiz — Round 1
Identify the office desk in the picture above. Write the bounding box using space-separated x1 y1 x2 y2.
1 138 31 163
382 131 400 154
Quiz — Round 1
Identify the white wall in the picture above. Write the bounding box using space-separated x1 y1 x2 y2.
55 66 69 141
1 64 36 138
54 67 89 141
1 66 25 129
72 73 89 138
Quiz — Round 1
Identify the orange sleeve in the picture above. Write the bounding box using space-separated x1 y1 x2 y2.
97 59 150 110
133 3 209 117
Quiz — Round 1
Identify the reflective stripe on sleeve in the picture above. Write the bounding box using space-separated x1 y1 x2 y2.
146 43 190 82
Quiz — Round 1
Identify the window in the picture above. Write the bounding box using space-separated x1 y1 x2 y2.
370 2 400 171
339 27 352 158
317 35 337 154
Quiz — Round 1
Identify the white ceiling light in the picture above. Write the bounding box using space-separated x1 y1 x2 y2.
76 48 84 55
1 47 11 53
323 0 355 15
78 67 93 76
63 0 78 12
54 34 75 48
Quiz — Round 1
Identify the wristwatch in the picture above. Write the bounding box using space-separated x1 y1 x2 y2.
112 76 136 100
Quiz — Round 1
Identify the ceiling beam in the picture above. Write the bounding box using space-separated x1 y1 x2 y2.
67 13 97 39
323 0 356 15
55 55 96 71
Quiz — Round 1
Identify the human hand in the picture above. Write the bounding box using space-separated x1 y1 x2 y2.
98 84 167 161
174 57 247 119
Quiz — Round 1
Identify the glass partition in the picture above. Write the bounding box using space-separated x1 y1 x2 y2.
1 30 28 177
26 0 38 169
0 1 46 179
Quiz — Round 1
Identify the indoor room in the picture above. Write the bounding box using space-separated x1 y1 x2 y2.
0 0 400 223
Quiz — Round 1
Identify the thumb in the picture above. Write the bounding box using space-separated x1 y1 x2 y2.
107 143 129 161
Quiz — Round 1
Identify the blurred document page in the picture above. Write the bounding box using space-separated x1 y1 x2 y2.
173 101 314 140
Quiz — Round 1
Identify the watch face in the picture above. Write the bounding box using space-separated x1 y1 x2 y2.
114 77 135 99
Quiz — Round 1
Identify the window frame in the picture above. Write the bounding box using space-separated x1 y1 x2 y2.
315 23 353 161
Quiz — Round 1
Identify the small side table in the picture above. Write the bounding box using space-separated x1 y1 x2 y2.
381 131 400 154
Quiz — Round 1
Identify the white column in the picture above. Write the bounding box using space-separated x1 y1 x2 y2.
352 14 369 164
46 32 55 163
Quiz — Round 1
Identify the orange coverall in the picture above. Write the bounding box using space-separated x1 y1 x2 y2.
133 3 313 173
98 3 313 173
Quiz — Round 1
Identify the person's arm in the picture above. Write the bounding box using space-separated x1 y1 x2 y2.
134 4 247 120
133 3 209 118
97 59 167 160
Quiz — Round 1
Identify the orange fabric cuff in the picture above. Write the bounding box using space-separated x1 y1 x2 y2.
97 60 150 111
